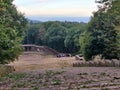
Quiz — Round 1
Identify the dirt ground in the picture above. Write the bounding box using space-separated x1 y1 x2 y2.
1 53 120 90
9 53 74 71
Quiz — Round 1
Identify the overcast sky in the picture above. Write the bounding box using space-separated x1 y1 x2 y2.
13 0 98 22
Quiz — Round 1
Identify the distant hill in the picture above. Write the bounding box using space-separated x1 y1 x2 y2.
26 16 90 23
28 19 42 24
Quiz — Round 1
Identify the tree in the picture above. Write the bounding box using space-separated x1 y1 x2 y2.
45 23 67 52
0 0 27 64
80 0 120 60
23 23 40 44
65 27 84 53
23 21 87 53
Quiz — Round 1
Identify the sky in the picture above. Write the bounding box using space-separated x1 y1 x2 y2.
13 0 98 22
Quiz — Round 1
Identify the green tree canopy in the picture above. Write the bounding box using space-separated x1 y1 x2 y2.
23 21 86 53
80 0 120 60
45 23 66 52
0 0 27 64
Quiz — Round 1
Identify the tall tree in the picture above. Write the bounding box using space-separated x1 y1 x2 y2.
0 0 27 64
80 0 120 60
65 27 84 53
45 23 67 52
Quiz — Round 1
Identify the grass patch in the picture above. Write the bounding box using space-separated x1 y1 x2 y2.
82 80 96 84
51 79 62 85
0 77 4 81
45 70 65 77
101 88 110 90
12 82 26 89
32 87 40 90
100 72 107 76
78 85 89 88
6 73 27 80
77 72 88 75
0 65 15 77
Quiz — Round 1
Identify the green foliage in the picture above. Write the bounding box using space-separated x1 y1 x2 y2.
0 0 27 64
45 23 66 52
24 21 86 53
0 65 15 77
23 23 41 44
7 73 27 80
80 31 94 60
65 25 85 53
80 0 120 60
51 79 62 85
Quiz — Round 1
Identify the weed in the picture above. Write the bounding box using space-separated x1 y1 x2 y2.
44 70 54 77
101 88 110 90
12 83 26 89
45 70 65 77
51 79 62 85
16 83 26 88
53 70 65 75
77 72 88 75
100 72 106 76
80 85 89 88
7 73 27 80
83 80 95 84
32 87 40 90
0 65 15 77
0 77 3 81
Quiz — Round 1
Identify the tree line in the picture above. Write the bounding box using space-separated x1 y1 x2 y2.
23 21 87 53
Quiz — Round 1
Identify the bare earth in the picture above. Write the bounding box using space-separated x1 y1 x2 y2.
10 54 74 71
1 53 120 90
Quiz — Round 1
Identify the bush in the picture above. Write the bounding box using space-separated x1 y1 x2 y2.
0 65 15 77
